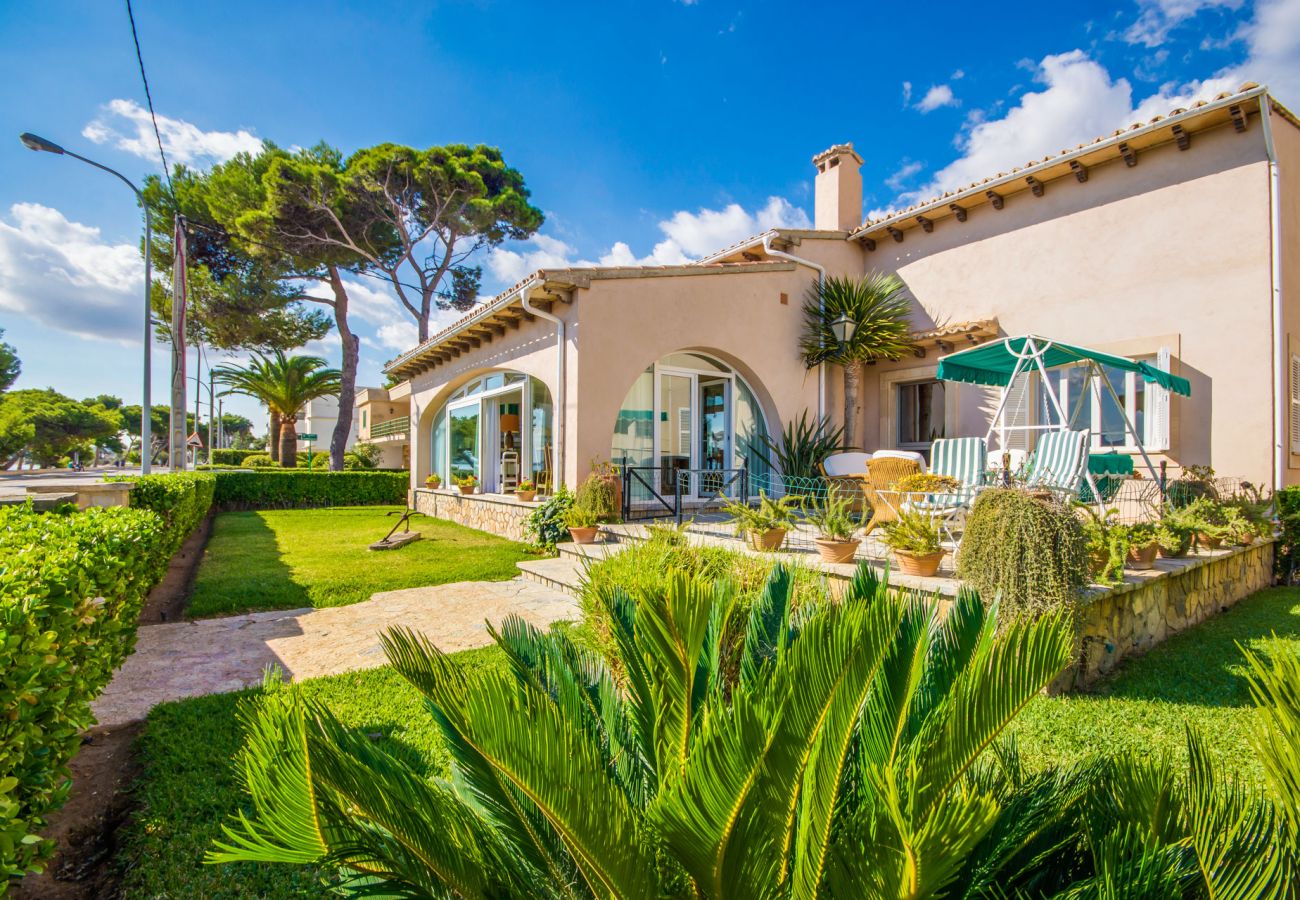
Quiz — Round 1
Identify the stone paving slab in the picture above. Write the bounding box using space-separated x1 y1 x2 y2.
93 578 578 728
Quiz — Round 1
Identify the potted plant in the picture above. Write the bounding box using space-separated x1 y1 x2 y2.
1156 506 1196 558
575 470 621 523
894 472 963 494
1124 522 1160 570
881 509 944 576
591 460 623 521
456 474 478 495
514 478 538 502
804 486 860 563
1077 505 1128 583
564 504 600 544
722 491 800 552
425 472 442 490
1181 496 1230 550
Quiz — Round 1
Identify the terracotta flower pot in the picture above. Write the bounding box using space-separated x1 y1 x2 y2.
1089 550 1110 578
425 480 441 490
569 525 600 544
1196 534 1223 552
749 528 787 552
814 537 859 564
515 490 537 502
1158 536 1192 559
1126 541 1159 570
458 485 476 495
893 549 944 577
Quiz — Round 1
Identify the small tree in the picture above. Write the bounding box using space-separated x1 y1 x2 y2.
799 273 916 448
213 352 342 467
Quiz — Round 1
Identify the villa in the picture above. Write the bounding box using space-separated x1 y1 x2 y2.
384 82 1300 524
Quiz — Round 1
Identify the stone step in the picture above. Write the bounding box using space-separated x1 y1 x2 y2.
516 557 587 595
556 540 624 562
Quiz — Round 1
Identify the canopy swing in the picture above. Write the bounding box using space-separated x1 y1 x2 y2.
935 334 1191 504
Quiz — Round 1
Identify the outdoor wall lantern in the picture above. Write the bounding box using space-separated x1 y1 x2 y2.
831 312 857 347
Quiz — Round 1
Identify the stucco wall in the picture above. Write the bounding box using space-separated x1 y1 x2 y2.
854 119 1276 484
572 265 822 480
1273 108 1300 483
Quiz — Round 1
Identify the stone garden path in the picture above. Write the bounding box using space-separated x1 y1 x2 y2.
92 579 578 728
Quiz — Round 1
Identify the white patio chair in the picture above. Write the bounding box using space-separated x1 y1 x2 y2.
820 451 873 477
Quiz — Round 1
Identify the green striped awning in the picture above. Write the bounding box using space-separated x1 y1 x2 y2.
936 335 1191 396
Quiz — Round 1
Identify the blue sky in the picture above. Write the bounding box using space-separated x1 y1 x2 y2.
1 0 1297 426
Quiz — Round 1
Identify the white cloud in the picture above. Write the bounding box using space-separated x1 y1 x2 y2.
1124 0 1242 47
82 99 262 166
915 84 959 113
901 81 913 106
1221 0 1300 102
303 277 424 353
0 203 144 343
485 195 811 283
885 160 924 192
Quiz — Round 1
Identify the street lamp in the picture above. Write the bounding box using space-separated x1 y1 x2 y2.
19 132 154 473
831 312 857 347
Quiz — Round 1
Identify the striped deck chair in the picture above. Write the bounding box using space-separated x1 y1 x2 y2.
930 437 987 490
1026 429 1089 497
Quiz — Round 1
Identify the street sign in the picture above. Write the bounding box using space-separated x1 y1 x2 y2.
297 433 318 441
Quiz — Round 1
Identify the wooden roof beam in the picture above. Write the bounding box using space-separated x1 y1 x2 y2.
986 189 1004 210
1026 175 1044 197
916 215 934 233
949 203 967 222
886 226 904 243
1230 104 1248 132
1172 123 1190 150
1070 160 1088 182
859 236 876 251
1119 142 1138 167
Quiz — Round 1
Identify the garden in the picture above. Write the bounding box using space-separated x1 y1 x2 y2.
5 466 1300 898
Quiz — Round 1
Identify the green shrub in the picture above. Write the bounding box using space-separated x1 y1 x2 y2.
957 487 1088 620
1277 486 1300 581
574 471 619 522
525 487 574 552
295 450 331 468
210 449 260 466
349 442 381 468
0 504 171 876
210 470 407 509
107 472 215 556
241 454 275 467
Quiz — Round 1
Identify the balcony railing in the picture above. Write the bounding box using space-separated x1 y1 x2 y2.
370 415 410 439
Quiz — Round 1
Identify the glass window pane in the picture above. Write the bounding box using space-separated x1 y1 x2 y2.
660 352 726 372
448 404 479 482
898 380 945 446
659 373 693 493
529 379 553 489
734 376 770 483
431 405 448 483
612 368 654 501
1098 364 1126 447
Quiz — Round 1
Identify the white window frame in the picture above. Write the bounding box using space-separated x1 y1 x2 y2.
1055 350 1170 452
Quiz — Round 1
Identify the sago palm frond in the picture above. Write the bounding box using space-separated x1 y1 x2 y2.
1243 644 1300 834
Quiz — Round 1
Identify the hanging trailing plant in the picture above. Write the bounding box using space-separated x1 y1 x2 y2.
957 488 1088 621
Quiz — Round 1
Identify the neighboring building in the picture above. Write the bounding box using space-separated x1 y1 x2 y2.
384 83 1300 500
274 394 364 454
356 383 412 469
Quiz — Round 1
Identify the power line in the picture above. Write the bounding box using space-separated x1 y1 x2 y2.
125 0 173 196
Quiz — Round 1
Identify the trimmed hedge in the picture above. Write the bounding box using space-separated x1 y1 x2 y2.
110 472 216 556
210 449 260 466
1277 486 1300 582
210 470 408 509
0 505 171 876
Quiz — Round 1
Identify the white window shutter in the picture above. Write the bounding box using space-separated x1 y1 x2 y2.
1290 354 1300 455
1146 346 1171 452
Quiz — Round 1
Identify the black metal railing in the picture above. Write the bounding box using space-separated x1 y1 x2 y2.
621 465 747 524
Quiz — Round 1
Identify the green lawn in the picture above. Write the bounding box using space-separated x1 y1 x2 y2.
116 646 509 898
187 507 536 618
1011 586 1300 784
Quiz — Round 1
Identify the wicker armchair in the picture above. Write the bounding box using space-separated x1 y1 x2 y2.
862 456 923 534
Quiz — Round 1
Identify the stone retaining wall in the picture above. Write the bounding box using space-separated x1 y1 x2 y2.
1063 540 1274 690
411 488 538 543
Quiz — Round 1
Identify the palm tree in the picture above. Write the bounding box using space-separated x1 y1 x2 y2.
212 351 342 468
800 273 916 449
208 566 1093 896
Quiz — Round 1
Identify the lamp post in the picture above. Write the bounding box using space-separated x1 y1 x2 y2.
831 312 857 347
19 133 154 473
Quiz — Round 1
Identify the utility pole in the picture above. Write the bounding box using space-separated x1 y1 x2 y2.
208 366 214 461
194 341 202 465
169 215 188 471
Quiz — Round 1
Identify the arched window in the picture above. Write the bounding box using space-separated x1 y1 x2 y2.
611 352 770 501
429 372 553 492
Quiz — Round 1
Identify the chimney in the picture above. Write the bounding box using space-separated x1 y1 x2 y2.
812 143 864 231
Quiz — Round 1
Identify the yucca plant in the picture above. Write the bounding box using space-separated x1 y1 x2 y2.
800 273 916 448
744 410 846 481
210 565 1080 897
